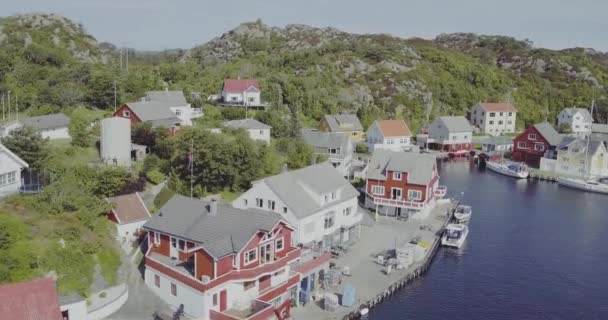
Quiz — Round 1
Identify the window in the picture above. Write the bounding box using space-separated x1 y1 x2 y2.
499 112 503 116
248 97 255 102
256 198 263 208
393 172 402 180
517 142 527 149
329 148 338 154
244 248 257 265
482 112 485 116
508 112 513 116
244 280 256 291
213 294 218 306
507 121 512 125
282 206 288 214
259 130 264 134
534 143 545 151
324 215 335 229
498 121 503 125
231 96 238 101
7 172 15 184
464 135 468 139
267 200 275 211
331 192 336 200
387 139 394 145
243 199 248 206
178 239 186 251
154 232 161 245
489 121 494 125
489 112 496 117
343 207 352 216
0 172 16 186
175 110 182 116
324 194 329 202
275 238 284 251
123 110 130 117
170 283 177 296
371 185 385 195
528 133 536 140
154 275 160 287
408 190 422 200
452 135 457 140
352 132 357 136
400 138 407 144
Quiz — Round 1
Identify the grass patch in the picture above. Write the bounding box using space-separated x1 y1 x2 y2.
220 190 242 201
153 188 175 210
97 247 121 285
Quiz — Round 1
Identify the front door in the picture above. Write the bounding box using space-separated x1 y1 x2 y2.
170 237 178 259
219 289 227 312
392 188 402 200
260 242 273 264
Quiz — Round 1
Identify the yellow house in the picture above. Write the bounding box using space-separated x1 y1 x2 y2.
319 114 365 141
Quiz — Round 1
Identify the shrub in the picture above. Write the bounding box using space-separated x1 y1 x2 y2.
146 169 165 185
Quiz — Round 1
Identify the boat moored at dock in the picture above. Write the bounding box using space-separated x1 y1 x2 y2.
558 177 608 194
454 205 472 223
485 161 529 179
441 223 469 248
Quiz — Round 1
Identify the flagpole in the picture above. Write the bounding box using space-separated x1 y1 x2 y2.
190 138 194 199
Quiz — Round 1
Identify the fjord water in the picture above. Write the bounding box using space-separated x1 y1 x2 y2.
370 161 608 320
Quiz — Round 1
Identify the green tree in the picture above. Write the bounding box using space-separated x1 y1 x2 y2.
87 69 116 109
69 109 93 147
0 127 49 169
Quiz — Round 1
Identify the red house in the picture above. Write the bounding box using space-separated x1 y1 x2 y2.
143 195 301 320
365 150 446 220
0 277 63 320
512 122 562 167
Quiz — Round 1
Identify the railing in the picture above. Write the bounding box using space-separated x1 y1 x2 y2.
258 272 300 302
434 185 447 198
369 193 426 209
210 299 274 320
292 251 331 274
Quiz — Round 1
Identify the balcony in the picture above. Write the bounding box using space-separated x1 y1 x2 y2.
210 300 274 320
434 185 447 198
258 271 300 302
369 193 427 209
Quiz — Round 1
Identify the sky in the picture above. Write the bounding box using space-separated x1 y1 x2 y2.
2 0 608 51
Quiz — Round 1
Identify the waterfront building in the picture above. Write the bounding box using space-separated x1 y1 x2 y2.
364 150 446 220
319 114 365 142
143 195 300 319
512 122 562 168
470 103 517 136
540 137 608 178
366 119 413 152
591 123 608 146
301 129 353 177
557 107 592 138
424 116 474 153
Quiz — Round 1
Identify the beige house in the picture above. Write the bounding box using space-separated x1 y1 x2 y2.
552 137 608 178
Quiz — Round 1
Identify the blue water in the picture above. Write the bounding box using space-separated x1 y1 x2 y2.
370 161 608 320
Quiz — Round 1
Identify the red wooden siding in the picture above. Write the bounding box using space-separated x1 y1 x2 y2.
113 104 141 125
216 256 233 277
149 232 171 256
196 250 214 279
512 126 550 167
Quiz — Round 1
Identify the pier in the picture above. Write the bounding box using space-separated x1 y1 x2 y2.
292 200 457 320
527 169 559 182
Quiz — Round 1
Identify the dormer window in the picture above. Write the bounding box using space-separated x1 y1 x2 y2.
393 172 402 180
528 133 536 140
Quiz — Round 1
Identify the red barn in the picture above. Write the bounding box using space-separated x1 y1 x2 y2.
512 122 562 167
365 150 446 220
113 101 181 135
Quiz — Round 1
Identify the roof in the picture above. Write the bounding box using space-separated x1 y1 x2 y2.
322 114 363 132
558 137 605 156
532 122 562 146
476 103 518 112
592 123 608 134
560 108 593 122
107 193 150 224
144 195 282 258
373 120 412 137
0 278 62 320
366 149 437 185
472 136 513 146
261 162 359 219
222 79 260 93
125 101 180 124
145 90 188 105
437 116 474 132
223 118 271 130
0 144 28 168
20 113 70 131
301 129 350 154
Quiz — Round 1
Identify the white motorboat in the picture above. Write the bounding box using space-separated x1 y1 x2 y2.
485 161 529 179
558 177 608 194
441 224 469 248
454 205 472 223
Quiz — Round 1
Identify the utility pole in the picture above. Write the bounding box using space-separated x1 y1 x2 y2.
125 48 129 74
1 94 4 120
119 47 123 70
15 94 18 121
114 80 117 112
7 91 10 121
190 138 194 199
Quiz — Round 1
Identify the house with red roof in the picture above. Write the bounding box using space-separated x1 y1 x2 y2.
366 119 413 152
470 102 518 136
221 79 261 107
107 192 151 245
0 277 62 320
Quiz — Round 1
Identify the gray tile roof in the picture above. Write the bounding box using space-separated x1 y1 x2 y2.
533 122 562 146
561 108 593 122
144 195 282 259
262 162 359 219
366 149 436 185
126 101 180 125
145 91 188 105
592 123 608 134
20 113 70 131
558 137 604 154
301 129 350 156
323 114 363 132
438 116 474 132
223 118 271 130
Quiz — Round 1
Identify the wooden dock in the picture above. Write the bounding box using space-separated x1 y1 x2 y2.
527 169 559 182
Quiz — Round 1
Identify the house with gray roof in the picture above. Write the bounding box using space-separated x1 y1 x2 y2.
144 90 202 126
364 150 445 220
514 122 563 167
142 195 301 319
223 118 272 144
0 113 70 140
319 114 364 141
301 129 353 177
539 137 608 179
114 101 181 130
0 144 28 197
591 123 608 146
233 162 362 249
426 116 474 154
557 107 593 138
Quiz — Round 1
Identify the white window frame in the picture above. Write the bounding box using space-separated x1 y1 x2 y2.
275 238 284 251
534 143 545 151
256 198 263 208
528 133 536 140
154 232 161 245
408 189 422 201
170 282 177 297
123 110 130 118
393 171 402 180
244 248 258 266
517 142 527 149
267 200 275 211
371 185 385 196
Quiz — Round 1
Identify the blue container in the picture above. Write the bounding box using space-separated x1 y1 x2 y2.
341 285 357 307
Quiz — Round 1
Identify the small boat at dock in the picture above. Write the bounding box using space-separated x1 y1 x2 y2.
454 205 472 223
441 224 469 248
558 177 608 194
485 161 529 179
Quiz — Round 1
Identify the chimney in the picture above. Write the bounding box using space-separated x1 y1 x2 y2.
209 199 219 216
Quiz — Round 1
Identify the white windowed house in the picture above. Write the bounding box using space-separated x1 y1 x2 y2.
221 79 261 107
233 162 362 249
557 108 592 137
301 129 353 177
223 118 272 144
144 90 203 126
553 137 608 178
0 144 28 197
470 103 517 136
366 120 413 152
0 113 71 140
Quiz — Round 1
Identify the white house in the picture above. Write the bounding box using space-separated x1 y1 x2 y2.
552 137 608 178
424 116 474 153
107 193 151 246
0 144 28 197
0 113 71 140
233 162 362 249
470 103 517 136
144 90 202 126
221 79 261 106
557 108 592 137
223 118 272 144
366 120 413 152
301 129 353 177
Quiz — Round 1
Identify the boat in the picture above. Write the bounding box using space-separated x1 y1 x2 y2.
485 161 529 179
441 224 469 248
558 176 608 194
454 205 472 223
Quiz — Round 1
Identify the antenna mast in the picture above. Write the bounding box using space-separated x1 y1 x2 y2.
583 100 595 179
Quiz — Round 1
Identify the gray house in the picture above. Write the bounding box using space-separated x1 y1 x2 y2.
301 129 353 177
0 113 71 140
